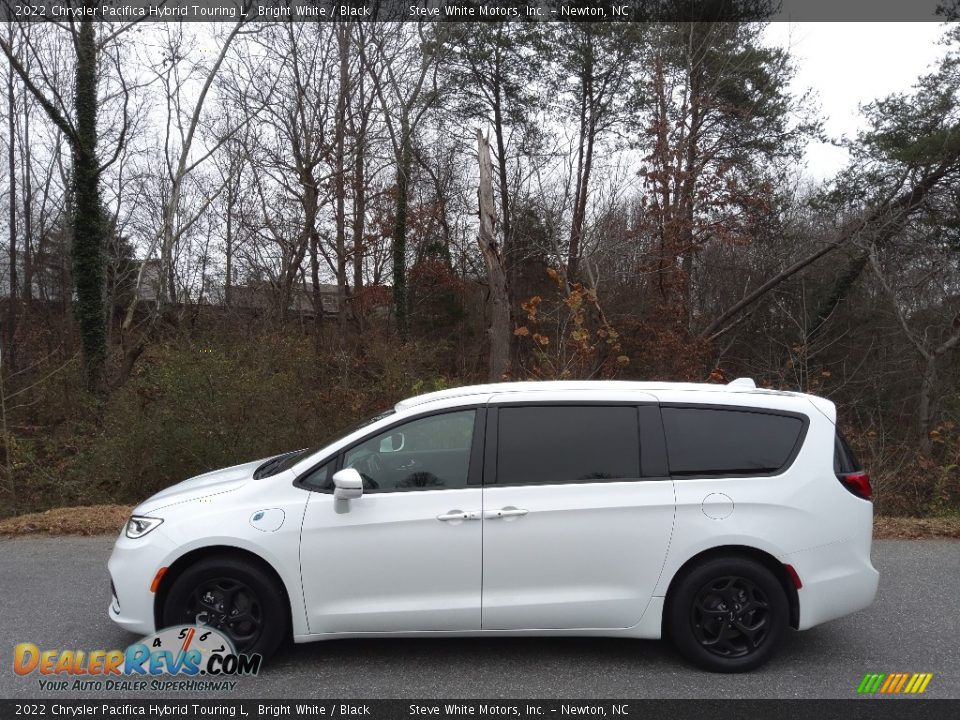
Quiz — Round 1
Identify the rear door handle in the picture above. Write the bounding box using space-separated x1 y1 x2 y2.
483 507 529 519
437 510 481 522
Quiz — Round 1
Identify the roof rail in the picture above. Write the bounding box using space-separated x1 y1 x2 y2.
728 377 757 388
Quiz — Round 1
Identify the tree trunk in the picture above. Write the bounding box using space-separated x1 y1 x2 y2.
477 130 511 381
351 106 367 331
392 116 412 341
491 68 512 249
806 251 869 344
310 227 323 344
286 135 320 327
677 23 708 331
918 355 937 456
225 188 234 307
351 43 374 333
0 19 110 387
21 95 32 308
652 57 672 303
6 38 17 372
568 109 596 284
488 55 515 343
72 16 107 390
568 68 590 284
700 157 960 341
334 24 350 334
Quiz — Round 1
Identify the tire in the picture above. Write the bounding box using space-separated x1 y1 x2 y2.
161 556 288 660
666 556 788 673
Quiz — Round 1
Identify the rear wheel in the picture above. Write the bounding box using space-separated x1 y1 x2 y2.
161 556 287 659
667 556 788 672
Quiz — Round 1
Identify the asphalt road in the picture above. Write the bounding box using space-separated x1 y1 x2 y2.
0 536 957 700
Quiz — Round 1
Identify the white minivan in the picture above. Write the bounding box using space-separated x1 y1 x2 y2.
109 380 878 672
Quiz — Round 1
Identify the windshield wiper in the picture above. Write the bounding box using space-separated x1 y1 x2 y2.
253 452 296 480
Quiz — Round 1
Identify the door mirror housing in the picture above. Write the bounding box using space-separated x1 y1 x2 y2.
332 468 364 500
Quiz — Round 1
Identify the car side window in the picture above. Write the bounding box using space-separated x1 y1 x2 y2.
343 410 476 493
497 406 640 485
299 459 335 491
661 406 805 477
834 432 862 474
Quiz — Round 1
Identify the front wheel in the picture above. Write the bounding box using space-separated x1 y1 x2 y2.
667 557 788 672
161 556 288 659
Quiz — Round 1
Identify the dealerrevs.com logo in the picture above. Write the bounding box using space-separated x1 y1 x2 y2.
857 673 934 695
13 626 261 692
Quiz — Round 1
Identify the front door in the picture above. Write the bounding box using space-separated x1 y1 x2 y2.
299 408 483 634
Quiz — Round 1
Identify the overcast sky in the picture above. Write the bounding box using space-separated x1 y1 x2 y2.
764 22 953 179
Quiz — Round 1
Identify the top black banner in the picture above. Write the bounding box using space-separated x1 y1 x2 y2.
0 0 956 22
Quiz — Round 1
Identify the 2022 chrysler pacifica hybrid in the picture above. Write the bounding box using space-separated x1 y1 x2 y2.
109 379 878 672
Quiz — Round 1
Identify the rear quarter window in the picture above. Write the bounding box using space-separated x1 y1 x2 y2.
662 406 807 477
834 433 863 474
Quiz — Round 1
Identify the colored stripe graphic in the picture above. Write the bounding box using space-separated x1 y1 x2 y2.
858 674 885 693
890 674 906 693
879 674 897 693
858 673 932 694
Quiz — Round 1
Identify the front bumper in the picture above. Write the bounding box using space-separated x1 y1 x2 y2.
107 528 178 636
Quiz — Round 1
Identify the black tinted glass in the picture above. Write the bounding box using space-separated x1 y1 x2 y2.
662 407 804 476
497 406 640 485
834 433 862 474
300 460 334 490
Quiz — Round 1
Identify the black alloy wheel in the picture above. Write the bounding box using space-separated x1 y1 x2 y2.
162 556 288 659
186 577 264 651
667 556 788 673
690 575 770 658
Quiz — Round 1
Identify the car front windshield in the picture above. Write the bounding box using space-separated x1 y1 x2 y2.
253 409 396 479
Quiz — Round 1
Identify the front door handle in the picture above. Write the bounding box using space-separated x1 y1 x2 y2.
484 506 529 519
437 510 481 522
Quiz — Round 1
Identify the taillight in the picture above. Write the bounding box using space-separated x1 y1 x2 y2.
838 471 872 500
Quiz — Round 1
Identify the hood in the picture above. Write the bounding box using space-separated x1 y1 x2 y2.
134 456 270 515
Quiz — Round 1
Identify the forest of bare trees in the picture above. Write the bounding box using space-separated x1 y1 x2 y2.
1 13 960 519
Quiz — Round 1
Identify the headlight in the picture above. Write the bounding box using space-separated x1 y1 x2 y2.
125 515 163 539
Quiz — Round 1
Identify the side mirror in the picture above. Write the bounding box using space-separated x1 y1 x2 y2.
332 468 363 500
379 432 405 453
